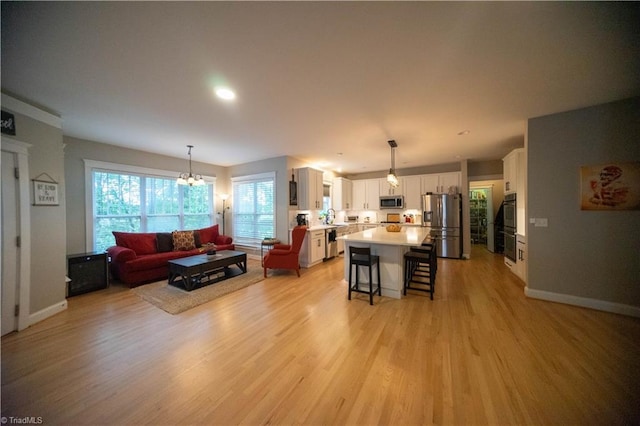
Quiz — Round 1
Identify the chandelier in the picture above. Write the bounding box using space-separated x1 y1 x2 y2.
386 139 399 188
177 145 205 186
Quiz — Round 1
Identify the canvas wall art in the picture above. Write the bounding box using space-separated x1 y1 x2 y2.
580 162 640 210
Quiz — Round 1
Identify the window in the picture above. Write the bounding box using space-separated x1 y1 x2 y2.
86 160 215 252
323 183 332 212
232 172 275 247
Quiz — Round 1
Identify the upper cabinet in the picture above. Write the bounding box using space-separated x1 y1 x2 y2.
503 148 524 194
421 172 461 194
332 177 353 211
503 148 527 234
298 167 324 210
379 177 403 196
402 175 422 209
352 178 380 210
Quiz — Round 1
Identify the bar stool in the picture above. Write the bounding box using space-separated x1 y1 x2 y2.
404 244 437 300
411 243 437 280
348 246 381 305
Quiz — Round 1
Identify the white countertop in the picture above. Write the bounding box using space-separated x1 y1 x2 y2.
338 226 431 247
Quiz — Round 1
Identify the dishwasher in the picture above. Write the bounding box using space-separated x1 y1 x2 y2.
325 228 338 260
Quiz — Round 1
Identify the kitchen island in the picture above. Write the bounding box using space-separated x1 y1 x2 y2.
338 226 431 299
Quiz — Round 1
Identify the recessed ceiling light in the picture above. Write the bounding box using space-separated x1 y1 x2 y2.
214 87 236 101
458 130 471 136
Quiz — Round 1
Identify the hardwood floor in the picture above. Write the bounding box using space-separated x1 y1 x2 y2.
2 246 640 425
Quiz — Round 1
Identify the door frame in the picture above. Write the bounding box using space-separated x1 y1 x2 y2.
1 136 32 331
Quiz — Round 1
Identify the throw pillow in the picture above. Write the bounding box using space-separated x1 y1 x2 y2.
113 232 157 255
198 224 219 245
172 230 196 251
156 232 174 253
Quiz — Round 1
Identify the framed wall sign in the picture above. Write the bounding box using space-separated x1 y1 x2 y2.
32 173 59 206
1 110 16 135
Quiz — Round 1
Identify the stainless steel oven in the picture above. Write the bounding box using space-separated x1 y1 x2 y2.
503 193 516 230
503 193 517 262
504 230 516 262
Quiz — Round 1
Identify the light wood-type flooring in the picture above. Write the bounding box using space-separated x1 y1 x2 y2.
2 246 640 425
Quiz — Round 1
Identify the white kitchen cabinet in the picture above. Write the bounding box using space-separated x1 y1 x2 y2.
379 177 403 196
299 229 325 268
298 167 324 210
332 177 352 211
402 175 422 209
421 172 461 194
503 148 523 194
366 179 380 209
503 148 526 235
440 172 461 193
516 234 527 282
352 179 380 210
336 227 348 254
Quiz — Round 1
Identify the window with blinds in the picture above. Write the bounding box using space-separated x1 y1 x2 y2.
87 161 215 252
232 172 275 246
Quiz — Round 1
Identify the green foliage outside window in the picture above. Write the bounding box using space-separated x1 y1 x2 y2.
92 170 213 252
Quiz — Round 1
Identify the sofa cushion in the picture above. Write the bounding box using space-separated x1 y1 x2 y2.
156 232 173 253
113 232 158 255
198 225 220 245
172 230 196 251
122 249 201 272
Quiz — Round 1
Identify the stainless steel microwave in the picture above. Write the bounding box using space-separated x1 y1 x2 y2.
380 195 404 209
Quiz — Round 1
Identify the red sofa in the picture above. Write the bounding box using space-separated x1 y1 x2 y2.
107 225 234 287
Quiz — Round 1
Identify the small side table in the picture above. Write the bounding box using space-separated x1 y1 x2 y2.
261 238 281 266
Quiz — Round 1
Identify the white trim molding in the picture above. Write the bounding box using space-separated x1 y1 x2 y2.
525 287 640 318
1 93 63 129
1 136 33 331
29 300 68 327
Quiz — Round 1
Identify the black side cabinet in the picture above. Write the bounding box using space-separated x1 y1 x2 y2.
67 252 108 297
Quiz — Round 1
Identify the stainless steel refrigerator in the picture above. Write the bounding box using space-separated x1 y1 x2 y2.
422 193 462 259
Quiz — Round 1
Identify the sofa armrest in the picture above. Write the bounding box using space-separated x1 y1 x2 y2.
265 248 291 256
273 243 291 250
107 245 137 263
215 235 233 245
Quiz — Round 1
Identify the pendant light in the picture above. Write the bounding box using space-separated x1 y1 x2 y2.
386 139 399 188
177 145 205 186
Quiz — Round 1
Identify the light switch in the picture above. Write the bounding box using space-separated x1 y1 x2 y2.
529 218 536 224
534 218 548 227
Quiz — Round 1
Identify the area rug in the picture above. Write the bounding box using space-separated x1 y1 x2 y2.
132 259 263 314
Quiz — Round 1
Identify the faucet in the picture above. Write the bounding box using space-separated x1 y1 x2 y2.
327 208 336 224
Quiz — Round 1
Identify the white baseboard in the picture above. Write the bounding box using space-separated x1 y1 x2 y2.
29 300 68 327
525 287 640 318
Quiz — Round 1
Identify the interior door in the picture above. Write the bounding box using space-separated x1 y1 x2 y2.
2 150 19 335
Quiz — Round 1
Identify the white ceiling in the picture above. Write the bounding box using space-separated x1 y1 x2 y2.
2 2 639 174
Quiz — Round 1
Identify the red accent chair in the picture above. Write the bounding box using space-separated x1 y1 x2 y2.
263 226 307 278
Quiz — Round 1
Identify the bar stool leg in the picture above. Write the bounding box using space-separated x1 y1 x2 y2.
348 263 352 300
377 261 381 296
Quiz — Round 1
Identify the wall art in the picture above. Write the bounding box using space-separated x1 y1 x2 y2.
580 162 640 210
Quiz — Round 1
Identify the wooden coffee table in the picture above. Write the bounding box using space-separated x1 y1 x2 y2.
168 250 247 291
